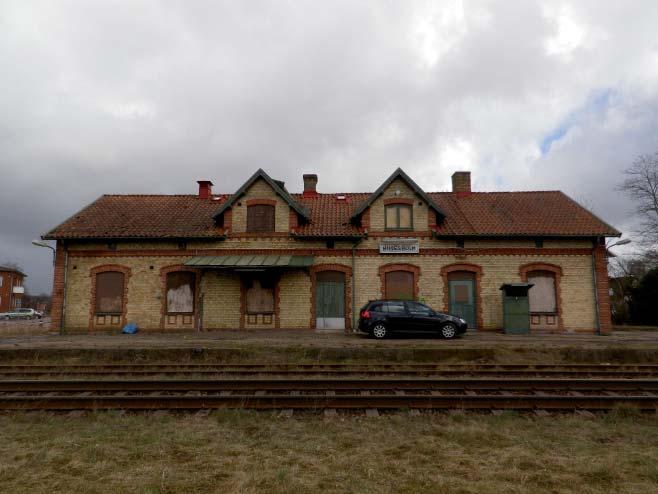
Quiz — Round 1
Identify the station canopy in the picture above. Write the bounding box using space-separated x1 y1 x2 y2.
184 255 314 270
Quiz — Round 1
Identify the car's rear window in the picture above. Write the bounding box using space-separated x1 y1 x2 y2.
369 303 385 312
384 301 406 314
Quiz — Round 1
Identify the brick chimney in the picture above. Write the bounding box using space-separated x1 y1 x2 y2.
197 180 213 199
303 174 318 197
451 172 471 194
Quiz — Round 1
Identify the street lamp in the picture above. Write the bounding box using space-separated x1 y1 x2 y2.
608 238 631 248
606 238 631 258
32 240 56 266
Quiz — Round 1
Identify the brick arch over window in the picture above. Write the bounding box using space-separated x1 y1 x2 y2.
519 262 564 330
310 264 353 330
89 264 132 330
378 263 420 300
440 263 484 329
159 265 202 330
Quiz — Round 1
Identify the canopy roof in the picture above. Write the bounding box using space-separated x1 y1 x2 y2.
184 255 314 269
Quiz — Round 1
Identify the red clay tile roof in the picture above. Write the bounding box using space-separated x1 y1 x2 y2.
44 195 229 239
429 191 620 237
44 190 619 240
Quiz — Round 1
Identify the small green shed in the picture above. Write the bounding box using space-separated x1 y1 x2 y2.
499 283 534 334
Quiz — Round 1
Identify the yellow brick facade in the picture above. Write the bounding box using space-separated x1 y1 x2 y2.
62 240 597 333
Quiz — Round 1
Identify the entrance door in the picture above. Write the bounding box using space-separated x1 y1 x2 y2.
448 273 476 329
316 271 345 329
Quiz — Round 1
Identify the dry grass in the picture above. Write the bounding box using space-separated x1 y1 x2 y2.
0 411 657 493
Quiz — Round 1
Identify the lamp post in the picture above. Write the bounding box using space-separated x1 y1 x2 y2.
32 240 56 266
607 238 631 249
606 238 631 258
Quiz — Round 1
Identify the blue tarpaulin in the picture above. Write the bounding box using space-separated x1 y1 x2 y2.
122 322 138 334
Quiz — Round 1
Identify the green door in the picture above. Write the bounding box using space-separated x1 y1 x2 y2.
449 279 476 329
316 271 345 329
503 296 530 334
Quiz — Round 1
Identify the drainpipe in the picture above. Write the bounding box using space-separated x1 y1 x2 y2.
591 242 601 336
351 236 364 333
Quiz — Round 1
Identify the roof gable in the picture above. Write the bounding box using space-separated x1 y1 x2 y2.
350 168 446 221
212 168 310 221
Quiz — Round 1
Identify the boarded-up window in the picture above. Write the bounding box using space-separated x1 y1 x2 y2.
166 272 195 313
528 271 557 313
245 276 275 314
95 272 124 314
385 271 414 300
385 205 412 230
247 205 275 232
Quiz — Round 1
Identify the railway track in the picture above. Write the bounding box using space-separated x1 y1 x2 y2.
2 363 658 378
2 363 657 412
0 376 657 412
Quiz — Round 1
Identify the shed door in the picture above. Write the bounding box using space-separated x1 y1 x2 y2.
448 272 476 329
316 271 345 329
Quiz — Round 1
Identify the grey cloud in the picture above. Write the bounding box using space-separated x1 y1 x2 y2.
1 0 657 293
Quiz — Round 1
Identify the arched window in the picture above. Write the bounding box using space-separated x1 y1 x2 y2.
247 204 275 232
245 275 275 314
527 270 557 313
385 271 414 300
95 271 124 314
385 204 412 230
166 272 195 314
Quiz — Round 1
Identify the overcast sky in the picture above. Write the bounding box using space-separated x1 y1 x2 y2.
1 0 657 294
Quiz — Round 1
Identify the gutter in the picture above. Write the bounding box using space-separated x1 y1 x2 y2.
351 237 364 333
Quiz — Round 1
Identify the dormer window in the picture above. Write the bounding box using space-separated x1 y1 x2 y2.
247 204 275 232
385 204 413 230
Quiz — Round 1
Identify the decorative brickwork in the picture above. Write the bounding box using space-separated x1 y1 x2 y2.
50 240 67 331
440 263 484 330
378 263 420 300
519 262 564 331
593 244 613 335
67 247 596 258
246 198 277 207
88 264 132 331
383 198 414 205
309 264 353 330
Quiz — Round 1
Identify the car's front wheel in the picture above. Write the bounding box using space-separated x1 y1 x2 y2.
440 323 458 339
371 323 388 339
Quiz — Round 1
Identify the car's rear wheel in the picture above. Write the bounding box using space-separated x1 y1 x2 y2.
440 323 457 339
371 323 387 339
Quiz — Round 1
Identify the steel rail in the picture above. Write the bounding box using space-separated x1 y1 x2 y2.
2 363 658 371
2 378 658 392
1 393 657 411
2 370 658 378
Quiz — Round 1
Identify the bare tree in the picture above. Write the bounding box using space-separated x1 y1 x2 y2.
619 152 658 246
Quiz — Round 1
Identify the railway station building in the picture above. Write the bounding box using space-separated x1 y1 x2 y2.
44 168 620 334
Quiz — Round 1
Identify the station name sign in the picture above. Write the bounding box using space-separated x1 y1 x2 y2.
379 238 420 254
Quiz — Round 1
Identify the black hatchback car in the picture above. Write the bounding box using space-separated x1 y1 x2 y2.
358 300 468 339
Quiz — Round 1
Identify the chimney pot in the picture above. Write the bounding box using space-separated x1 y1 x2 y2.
303 174 318 197
197 180 214 199
451 172 471 194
